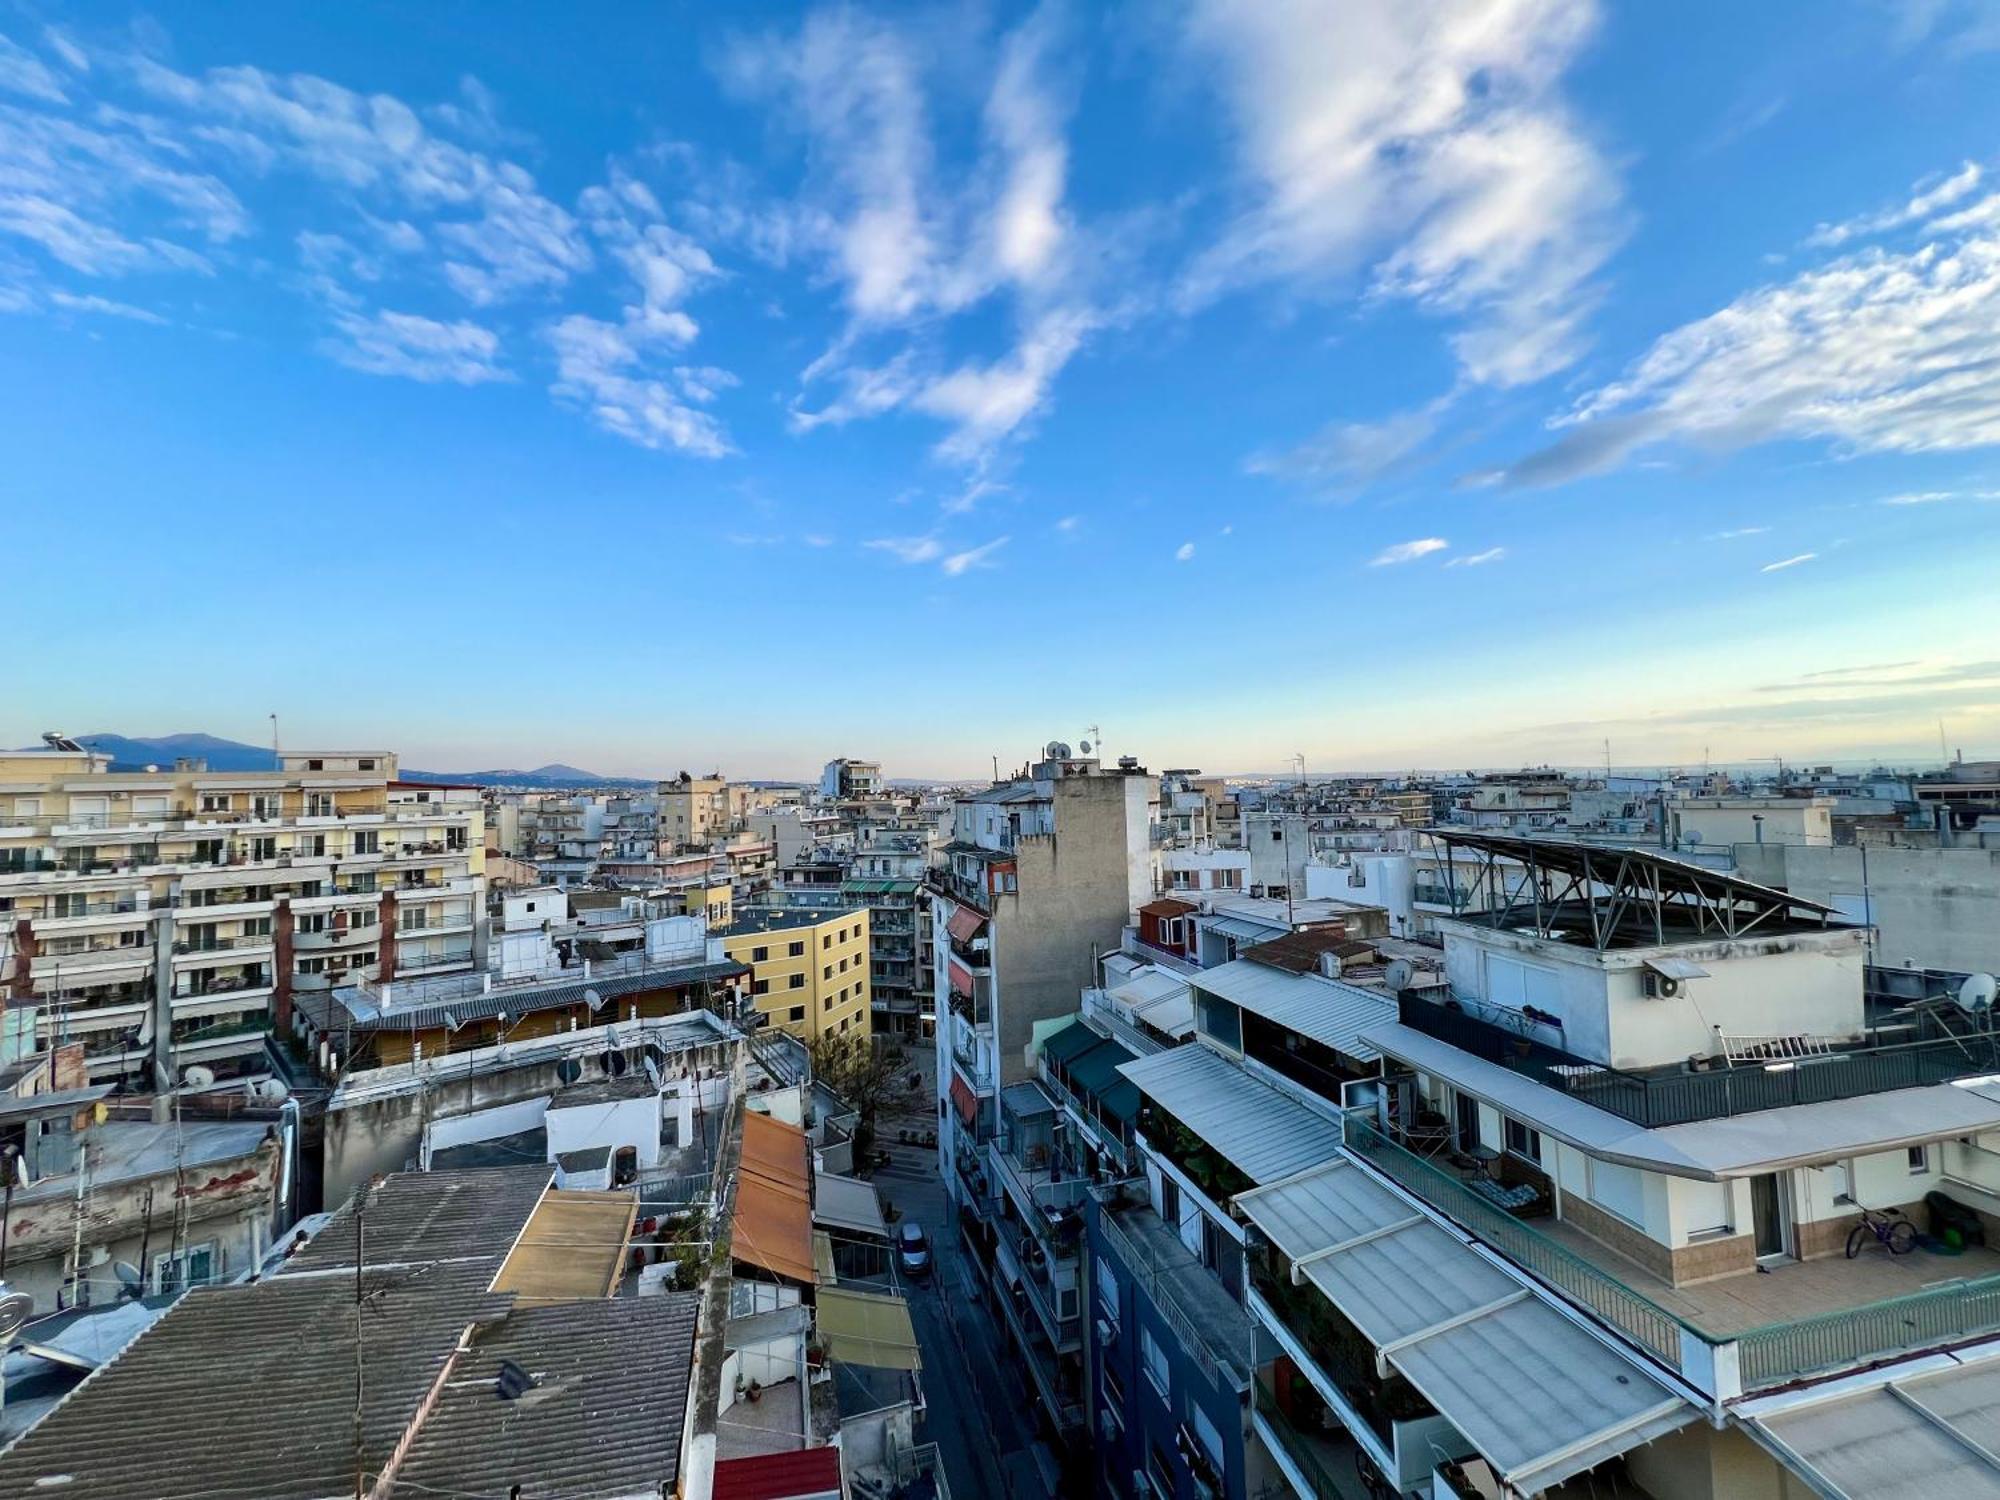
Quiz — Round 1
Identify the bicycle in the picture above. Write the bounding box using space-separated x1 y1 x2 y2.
1846 1204 1918 1259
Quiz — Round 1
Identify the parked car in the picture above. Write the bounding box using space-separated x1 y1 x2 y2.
897 1221 932 1279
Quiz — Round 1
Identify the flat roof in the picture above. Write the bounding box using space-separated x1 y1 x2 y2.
721 907 849 937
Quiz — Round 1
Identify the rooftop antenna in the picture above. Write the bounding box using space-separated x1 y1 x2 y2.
270 713 280 759
1940 719 1950 768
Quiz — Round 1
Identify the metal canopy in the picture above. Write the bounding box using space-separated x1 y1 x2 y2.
1423 829 1848 951
1749 1359 2000 1498
1119 1044 1346 1186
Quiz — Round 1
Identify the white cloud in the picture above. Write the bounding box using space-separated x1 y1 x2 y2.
1054 514 1080 534
1370 537 1449 566
1247 402 1439 491
1178 0 1622 387
1805 161 1982 248
865 535 945 565
47 290 166 324
41 29 88 74
322 308 507 383
1704 525 1771 539
545 313 731 457
1760 552 1817 573
1174 541 1196 562
1881 489 2000 505
913 306 1094 463
1445 546 1506 567
941 536 1009 575
0 35 66 103
1496 165 2000 487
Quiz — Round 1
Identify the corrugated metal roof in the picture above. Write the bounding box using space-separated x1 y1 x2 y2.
812 1173 888 1240
1002 1082 1057 1118
1118 1044 1346 1185
1750 1360 2000 1498
1192 959 1395 1064
1202 914 1282 943
283 1164 553 1274
395 1295 701 1498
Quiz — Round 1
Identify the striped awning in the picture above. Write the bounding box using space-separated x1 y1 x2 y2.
947 906 985 943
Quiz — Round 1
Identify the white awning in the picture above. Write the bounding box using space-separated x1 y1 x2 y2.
1192 959 1396 1064
1748 1357 2000 1497
1118 1044 1346 1186
812 1173 889 1241
1239 1159 1695 1492
1389 1296 1696 1493
1644 957 1712 981
1362 1022 2000 1179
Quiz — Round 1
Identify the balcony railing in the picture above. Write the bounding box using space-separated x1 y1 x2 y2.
1253 1374 1358 1500
1398 993 2000 1129
1095 1199 1258 1391
1344 1115 1685 1366
1343 1112 2000 1395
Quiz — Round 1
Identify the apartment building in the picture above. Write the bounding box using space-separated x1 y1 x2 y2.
718 906 872 1043
0 743 484 1091
1104 828 2000 1500
659 772 733 851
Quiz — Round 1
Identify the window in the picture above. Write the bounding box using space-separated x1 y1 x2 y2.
788 941 804 957
1096 1253 1122 1314
1504 1116 1542 1165
1139 1326 1169 1397
789 973 805 990
1271 828 1284 842
200 794 231 814
751 945 769 962
1196 992 1242 1053
1909 1145 1931 1174
1588 1157 1646 1225
753 979 771 996
789 1005 806 1023
153 1242 217 1295
357 759 375 771
250 836 277 862
823 934 833 949
133 794 168 817
1454 1090 1482 1152
823 965 834 982
352 831 379 855
306 759 324 771
1158 1174 1181 1231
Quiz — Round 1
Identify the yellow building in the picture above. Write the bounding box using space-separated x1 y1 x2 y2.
718 906 871 1044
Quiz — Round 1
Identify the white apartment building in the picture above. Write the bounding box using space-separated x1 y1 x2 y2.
0 741 484 1091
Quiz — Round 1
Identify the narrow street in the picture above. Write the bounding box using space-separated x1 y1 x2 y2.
866 1044 1054 1500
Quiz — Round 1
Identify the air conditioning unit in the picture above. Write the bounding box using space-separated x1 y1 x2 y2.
1642 971 1682 1000
1095 1316 1117 1347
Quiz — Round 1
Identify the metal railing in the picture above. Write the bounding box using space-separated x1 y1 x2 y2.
1095 1201 1256 1391
1343 1116 1686 1366
1398 994 2000 1128
1253 1374 1352 1500
1737 1269 2000 1387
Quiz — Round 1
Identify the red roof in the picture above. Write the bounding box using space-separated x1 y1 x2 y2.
1139 898 1197 919
711 1447 844 1500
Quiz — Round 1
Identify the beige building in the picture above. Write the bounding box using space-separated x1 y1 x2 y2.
660 773 733 851
0 742 484 1090
718 906 871 1043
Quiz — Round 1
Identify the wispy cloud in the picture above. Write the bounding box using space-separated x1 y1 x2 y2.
942 536 1008 575
1053 514 1080 535
1491 160 2000 488
1370 537 1449 567
47 290 166 324
1445 546 1506 568
322 308 508 384
1704 525 1771 540
1804 161 1982 248
1174 541 1196 562
1881 489 2000 505
1178 0 1624 389
1759 551 1817 573
866 535 946 565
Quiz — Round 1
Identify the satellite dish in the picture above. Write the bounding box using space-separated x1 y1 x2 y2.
555 1058 582 1086
1957 973 1999 1016
584 987 606 1012
1681 828 1702 846
1079 740 1092 754
1385 959 1415 992
0 1291 32 1340
259 1079 290 1103
181 1065 216 1091
602 1050 628 1077
112 1262 144 1299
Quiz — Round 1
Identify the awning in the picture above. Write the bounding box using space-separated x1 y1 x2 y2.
816 1286 922 1371
948 958 975 996
812 1230 837 1285
1042 1019 1100 1067
950 1072 979 1126
1203 914 1283 944
1001 1082 1058 1119
1747 1358 2000 1497
947 906 985 943
493 1189 636 1305
1139 898 1197 919
1645 957 1712 981
1239 1158 1695 1493
1192 958 1395 1065
1119 1044 1346 1186
733 1112 814 1284
812 1173 889 1241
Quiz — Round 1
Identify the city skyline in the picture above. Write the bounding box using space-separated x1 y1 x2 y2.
6 2 2000 774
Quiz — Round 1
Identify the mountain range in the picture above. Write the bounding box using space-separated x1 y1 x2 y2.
43 734 655 789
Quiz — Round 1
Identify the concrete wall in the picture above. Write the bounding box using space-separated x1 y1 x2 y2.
1627 1421 1814 1500
1744 842 2000 974
546 1093 663 1170
1440 925 1868 1069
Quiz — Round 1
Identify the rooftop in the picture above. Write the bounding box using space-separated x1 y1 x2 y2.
304 951 746 1033
282 1164 553 1273
721 907 848 937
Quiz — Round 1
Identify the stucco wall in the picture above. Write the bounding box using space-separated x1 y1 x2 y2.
1750 842 2000 974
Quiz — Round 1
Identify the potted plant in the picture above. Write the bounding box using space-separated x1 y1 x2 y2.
745 1378 763 1404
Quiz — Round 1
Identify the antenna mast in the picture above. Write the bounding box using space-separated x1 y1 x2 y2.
270 713 280 759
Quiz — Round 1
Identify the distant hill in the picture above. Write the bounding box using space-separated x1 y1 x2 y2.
54 734 650 788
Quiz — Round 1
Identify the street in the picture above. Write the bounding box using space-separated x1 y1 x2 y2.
865 1044 1055 1500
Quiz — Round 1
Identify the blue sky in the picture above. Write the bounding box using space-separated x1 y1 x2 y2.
4 1 2000 779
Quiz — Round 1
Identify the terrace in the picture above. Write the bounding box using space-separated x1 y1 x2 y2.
1346 1113 2000 1396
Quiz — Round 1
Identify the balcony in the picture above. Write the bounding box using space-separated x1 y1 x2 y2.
1347 1111 2000 1396
1095 1197 1260 1392
294 923 379 950
1139 1105 1254 1207
1398 991 2000 1129
990 1237 1085 1431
